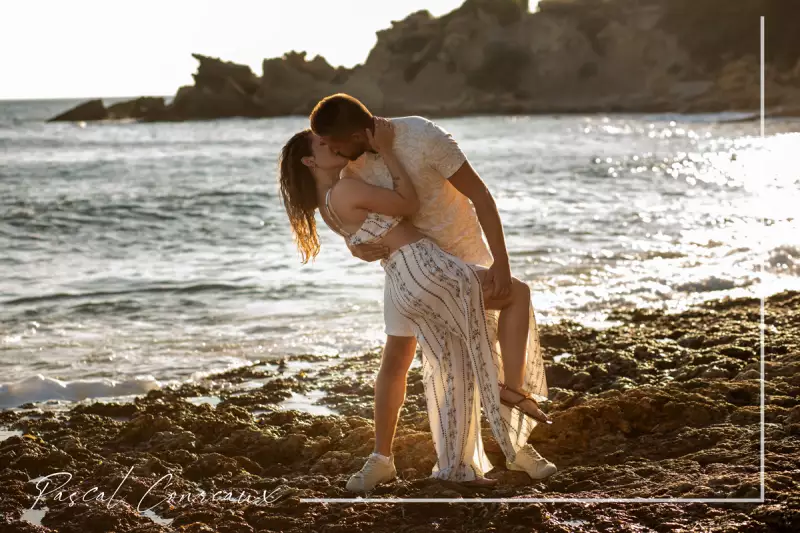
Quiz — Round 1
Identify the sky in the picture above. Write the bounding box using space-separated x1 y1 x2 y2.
0 0 511 100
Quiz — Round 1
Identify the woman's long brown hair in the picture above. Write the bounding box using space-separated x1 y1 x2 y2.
278 129 320 263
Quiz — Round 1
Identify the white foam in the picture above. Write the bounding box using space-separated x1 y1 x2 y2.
21 507 47 527
0 428 23 442
141 508 174 526
0 374 161 409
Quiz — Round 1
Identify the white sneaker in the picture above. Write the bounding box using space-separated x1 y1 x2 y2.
346 453 397 492
506 444 557 480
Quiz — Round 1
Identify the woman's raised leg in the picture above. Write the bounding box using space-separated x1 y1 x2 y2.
474 268 548 422
475 269 531 390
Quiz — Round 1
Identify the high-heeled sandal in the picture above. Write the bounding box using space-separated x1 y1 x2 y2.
498 382 552 424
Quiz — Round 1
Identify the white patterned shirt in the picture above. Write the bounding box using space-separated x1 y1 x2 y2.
341 116 493 267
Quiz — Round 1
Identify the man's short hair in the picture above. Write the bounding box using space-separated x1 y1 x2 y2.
309 93 373 138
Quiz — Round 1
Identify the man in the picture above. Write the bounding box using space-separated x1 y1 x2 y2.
309 93 556 492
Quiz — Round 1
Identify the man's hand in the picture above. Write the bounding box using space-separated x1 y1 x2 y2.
484 260 512 299
366 117 395 154
347 241 390 262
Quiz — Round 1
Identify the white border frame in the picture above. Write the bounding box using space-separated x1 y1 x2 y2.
303 16 767 505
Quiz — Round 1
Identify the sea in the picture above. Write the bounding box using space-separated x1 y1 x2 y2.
1 98 799 409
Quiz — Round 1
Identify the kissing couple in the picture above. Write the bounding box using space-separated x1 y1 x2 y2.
278 93 557 491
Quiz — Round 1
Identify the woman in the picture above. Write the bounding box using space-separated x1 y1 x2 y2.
278 119 554 486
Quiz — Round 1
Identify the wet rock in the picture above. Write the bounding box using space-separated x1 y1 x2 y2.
570 371 593 392
540 332 571 350
632 345 652 360
309 450 355 475
0 520 55 532
678 335 706 349
719 345 756 360
113 414 177 446
1 291 798 532
629 308 662 322
698 366 731 379
787 406 800 425
183 452 241 480
544 363 575 388
73 402 139 419
148 430 197 452
207 362 275 383
40 500 167 533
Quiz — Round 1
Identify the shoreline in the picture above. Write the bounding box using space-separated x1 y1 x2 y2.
40 102 800 126
1 277 792 412
1 291 797 531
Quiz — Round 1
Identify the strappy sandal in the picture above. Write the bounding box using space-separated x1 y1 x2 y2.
498 382 552 424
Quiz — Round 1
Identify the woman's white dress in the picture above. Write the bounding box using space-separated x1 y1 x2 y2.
383 237 548 481
325 187 548 482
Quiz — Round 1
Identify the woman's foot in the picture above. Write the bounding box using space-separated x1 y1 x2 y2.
458 476 499 487
498 382 552 424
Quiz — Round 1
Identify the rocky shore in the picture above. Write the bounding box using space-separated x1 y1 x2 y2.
49 0 800 123
1 291 798 532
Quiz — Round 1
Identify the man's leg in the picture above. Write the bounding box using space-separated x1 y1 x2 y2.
373 334 417 457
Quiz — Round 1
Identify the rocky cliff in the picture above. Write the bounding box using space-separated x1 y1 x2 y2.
49 0 800 122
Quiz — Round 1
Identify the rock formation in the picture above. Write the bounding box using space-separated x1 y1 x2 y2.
48 99 108 122
49 0 800 122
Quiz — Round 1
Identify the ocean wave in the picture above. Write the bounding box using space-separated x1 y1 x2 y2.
3 108 799 389
0 193 272 225
608 250 687 261
2 281 330 309
3 283 260 306
0 374 161 409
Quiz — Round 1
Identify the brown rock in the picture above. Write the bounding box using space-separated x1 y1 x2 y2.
47 99 108 122
107 97 167 120
1 291 799 531
46 0 800 122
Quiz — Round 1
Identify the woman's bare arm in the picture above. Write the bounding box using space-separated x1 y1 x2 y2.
331 177 419 218
332 117 420 218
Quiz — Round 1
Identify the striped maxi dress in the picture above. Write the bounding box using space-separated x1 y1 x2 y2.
323 186 548 482
383 237 548 481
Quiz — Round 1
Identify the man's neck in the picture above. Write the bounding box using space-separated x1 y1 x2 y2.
365 117 377 154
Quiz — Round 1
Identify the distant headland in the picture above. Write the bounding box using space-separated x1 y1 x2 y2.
49 0 800 123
